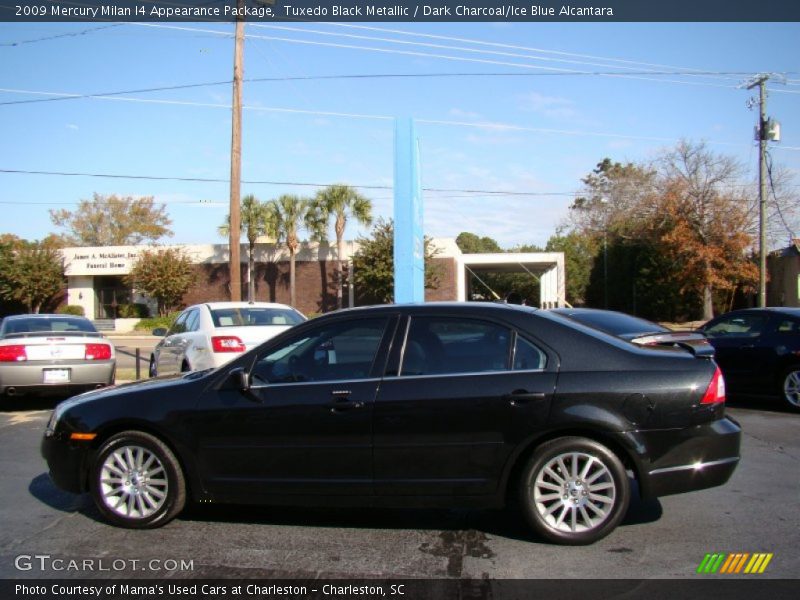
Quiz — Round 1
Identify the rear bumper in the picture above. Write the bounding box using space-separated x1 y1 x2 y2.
0 361 114 396
630 416 741 498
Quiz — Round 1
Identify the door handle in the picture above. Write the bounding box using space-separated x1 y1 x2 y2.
327 392 364 413
505 390 546 406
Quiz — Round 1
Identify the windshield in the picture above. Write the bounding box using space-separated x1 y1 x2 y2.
210 307 305 328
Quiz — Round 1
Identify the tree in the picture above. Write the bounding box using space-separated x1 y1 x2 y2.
455 232 503 254
352 219 441 304
219 194 275 303
125 248 196 317
658 141 756 319
266 194 319 308
0 239 64 314
545 229 598 307
50 194 173 246
314 185 373 309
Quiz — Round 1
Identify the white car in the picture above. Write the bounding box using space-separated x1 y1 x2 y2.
149 302 306 376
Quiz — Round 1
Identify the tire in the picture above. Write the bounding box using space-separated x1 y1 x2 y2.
780 366 800 411
148 356 157 378
180 360 191 373
90 431 186 529
518 436 630 545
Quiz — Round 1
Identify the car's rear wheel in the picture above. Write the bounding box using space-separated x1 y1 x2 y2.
781 366 800 411
519 437 630 545
90 431 186 529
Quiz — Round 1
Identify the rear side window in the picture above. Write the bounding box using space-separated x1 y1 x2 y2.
400 317 511 376
513 336 547 371
777 319 800 334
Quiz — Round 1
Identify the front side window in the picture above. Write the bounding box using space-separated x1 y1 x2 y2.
252 318 388 384
400 317 511 376
704 314 770 338
168 312 189 335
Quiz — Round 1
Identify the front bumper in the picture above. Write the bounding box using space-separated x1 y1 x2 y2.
41 431 91 494
629 416 741 498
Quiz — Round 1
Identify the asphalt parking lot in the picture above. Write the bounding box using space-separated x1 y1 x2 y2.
0 398 798 581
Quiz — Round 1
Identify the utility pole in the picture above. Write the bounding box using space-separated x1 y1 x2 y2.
228 0 244 301
745 74 770 308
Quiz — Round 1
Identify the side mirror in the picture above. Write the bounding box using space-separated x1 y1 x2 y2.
152 327 168 337
228 367 250 392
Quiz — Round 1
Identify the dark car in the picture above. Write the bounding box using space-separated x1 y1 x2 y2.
42 303 740 545
549 308 711 353
700 307 800 410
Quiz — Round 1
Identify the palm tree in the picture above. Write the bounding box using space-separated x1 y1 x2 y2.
267 194 318 308
218 194 274 303
314 185 373 309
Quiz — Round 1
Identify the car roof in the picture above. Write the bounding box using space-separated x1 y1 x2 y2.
3 313 90 320
194 302 299 310
712 307 800 318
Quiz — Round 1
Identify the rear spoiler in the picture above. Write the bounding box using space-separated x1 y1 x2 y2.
3 331 104 339
675 340 715 358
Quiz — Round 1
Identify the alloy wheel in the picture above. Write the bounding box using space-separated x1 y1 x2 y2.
99 445 169 519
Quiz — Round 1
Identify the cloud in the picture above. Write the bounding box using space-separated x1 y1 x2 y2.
66 124 79 131
518 92 579 120
448 108 482 120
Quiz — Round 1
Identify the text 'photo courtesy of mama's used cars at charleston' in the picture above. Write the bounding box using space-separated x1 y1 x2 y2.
149 302 306 377
0 314 115 401
43 303 740 545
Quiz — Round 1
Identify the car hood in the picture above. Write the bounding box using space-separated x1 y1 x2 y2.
57 372 199 408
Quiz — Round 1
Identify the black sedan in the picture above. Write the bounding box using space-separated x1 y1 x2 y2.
700 307 800 410
42 303 740 545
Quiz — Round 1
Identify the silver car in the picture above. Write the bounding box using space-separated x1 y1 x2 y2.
149 302 306 376
0 314 116 399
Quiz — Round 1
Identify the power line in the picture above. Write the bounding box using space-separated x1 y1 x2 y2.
1 168 792 197
0 24 124 47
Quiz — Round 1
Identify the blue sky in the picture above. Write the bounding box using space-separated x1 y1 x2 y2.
1 20 799 249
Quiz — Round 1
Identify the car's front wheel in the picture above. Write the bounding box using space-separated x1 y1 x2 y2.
519 436 630 545
90 431 186 529
780 366 800 411
148 355 157 378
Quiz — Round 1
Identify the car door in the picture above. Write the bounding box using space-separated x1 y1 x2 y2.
156 310 190 375
190 315 397 501
703 312 773 391
372 314 557 497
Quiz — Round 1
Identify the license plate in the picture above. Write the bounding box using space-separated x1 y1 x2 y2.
43 369 70 384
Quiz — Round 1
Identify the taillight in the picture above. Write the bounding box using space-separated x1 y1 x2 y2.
700 367 726 405
212 336 245 353
0 345 27 362
84 343 112 360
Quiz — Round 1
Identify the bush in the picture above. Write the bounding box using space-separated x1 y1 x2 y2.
134 312 181 333
117 303 150 318
57 305 85 316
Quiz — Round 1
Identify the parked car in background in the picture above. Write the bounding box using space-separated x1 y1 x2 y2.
549 308 712 354
700 307 800 410
44 303 739 544
149 302 306 376
0 314 115 399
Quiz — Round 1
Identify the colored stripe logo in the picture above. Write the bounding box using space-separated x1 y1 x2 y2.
697 553 773 574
